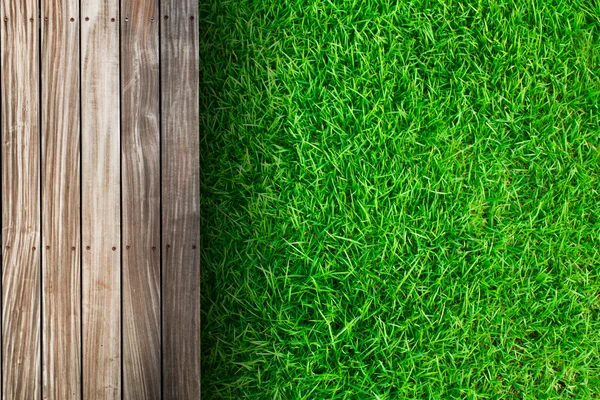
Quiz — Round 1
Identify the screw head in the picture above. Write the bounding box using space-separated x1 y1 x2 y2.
71 247 76 251
70 17 74 22
111 17 116 22
86 246 90 250
32 247 36 251
164 15 169 20
126 245 130 250
152 246 156 251
85 17 89 21
112 246 117 251
46 245 50 250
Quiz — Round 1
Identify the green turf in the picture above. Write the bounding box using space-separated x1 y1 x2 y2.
199 0 600 398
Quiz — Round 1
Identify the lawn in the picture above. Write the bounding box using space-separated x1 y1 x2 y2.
199 0 600 398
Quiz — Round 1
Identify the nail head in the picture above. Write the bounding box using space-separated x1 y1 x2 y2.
86 246 91 250
71 247 76 251
112 246 117 251
70 17 75 22
85 17 89 21
46 246 50 250
126 245 130 250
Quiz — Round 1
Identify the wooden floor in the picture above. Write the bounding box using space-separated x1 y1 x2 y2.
0 0 199 398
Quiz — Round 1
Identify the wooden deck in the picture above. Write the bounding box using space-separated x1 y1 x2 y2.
0 0 199 398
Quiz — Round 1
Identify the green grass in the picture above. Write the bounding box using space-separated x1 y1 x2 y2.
199 0 600 398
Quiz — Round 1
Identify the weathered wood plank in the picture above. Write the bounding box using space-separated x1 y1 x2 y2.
160 1 200 397
41 1 81 398
1 1 41 397
121 0 161 398
81 0 121 397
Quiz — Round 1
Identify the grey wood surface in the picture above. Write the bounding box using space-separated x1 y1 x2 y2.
81 0 121 397
160 0 201 397
41 0 81 397
1 0 41 397
0 0 199 397
121 0 161 397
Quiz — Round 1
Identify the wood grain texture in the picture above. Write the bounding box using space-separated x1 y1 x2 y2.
1 0 41 398
160 0 201 398
1 0 200 396
81 0 121 398
41 0 81 398
121 0 161 398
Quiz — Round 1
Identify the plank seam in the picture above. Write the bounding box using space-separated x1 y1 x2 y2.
158 0 164 397
118 0 124 397
78 1 83 397
0 4 3 398
38 0 43 397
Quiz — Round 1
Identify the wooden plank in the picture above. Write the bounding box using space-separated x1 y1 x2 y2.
121 0 161 398
41 1 81 398
81 1 121 397
160 1 200 398
1 1 41 398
